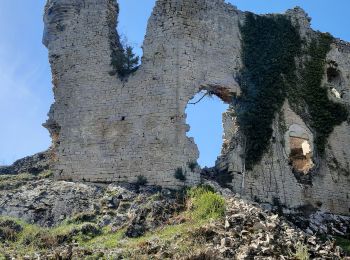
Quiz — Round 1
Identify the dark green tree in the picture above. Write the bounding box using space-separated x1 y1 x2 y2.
111 43 139 79
124 46 139 74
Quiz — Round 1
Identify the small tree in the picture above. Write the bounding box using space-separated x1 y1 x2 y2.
111 44 139 79
124 46 139 74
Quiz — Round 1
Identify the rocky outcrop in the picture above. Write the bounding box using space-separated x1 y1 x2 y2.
188 194 344 259
0 178 348 259
0 151 50 175
0 178 102 227
0 174 181 229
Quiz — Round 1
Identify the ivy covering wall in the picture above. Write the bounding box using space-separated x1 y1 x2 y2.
238 13 301 169
238 12 348 170
288 33 349 153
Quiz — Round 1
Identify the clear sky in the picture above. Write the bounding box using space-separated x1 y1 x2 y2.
0 0 349 166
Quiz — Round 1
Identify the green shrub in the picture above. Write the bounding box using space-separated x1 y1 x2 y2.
187 161 199 172
293 242 310 260
19 222 101 249
187 186 225 221
135 175 148 188
175 168 186 181
0 219 23 242
19 224 75 249
187 185 215 198
335 236 350 255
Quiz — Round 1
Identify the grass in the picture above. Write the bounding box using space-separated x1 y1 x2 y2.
187 186 226 221
293 242 310 260
82 227 126 249
0 216 44 256
335 237 350 255
0 171 53 190
0 173 35 190
129 223 189 244
0 215 100 256
0 185 226 258
79 222 205 254
83 186 226 251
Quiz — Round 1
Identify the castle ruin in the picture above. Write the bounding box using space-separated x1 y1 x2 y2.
43 0 350 215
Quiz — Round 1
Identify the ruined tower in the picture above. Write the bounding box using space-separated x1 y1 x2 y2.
43 0 240 187
43 0 350 215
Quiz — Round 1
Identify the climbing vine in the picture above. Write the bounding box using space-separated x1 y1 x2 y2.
238 13 301 169
288 33 349 153
238 13 348 169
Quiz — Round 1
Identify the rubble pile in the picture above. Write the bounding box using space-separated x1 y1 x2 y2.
0 176 349 259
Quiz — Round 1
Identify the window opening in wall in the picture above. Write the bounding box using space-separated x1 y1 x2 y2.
185 91 229 168
289 135 314 174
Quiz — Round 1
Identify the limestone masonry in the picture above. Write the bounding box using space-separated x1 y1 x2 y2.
42 0 350 215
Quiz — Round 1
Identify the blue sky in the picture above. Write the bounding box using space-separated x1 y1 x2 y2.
0 0 349 166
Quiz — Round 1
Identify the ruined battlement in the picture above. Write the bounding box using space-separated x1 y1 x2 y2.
43 0 242 187
44 0 350 215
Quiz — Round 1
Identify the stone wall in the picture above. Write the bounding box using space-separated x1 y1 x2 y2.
43 0 241 187
219 99 350 215
216 8 350 216
43 0 350 215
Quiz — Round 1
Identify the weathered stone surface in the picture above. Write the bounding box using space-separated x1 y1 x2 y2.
0 175 181 229
0 179 102 227
216 8 350 216
43 0 241 188
0 177 347 259
41 0 350 216
0 151 50 175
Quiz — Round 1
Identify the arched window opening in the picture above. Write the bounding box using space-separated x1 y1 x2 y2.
186 91 229 168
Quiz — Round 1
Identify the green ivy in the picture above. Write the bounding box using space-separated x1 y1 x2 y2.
239 13 349 169
238 13 302 169
289 33 348 153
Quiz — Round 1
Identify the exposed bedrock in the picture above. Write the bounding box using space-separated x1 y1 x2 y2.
0 151 51 175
